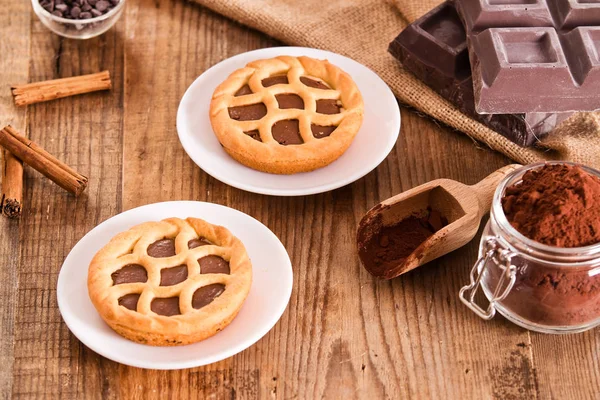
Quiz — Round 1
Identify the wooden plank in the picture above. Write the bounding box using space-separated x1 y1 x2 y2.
9 12 125 399
120 0 537 397
531 332 600 399
119 1 277 397
0 1 31 399
333 110 537 399
5 0 600 398
121 0 279 210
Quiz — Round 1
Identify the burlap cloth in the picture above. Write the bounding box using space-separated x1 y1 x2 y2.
192 0 600 168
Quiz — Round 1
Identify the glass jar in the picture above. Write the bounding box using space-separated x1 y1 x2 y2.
459 161 600 334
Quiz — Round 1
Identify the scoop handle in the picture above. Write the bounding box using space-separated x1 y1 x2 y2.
471 164 522 216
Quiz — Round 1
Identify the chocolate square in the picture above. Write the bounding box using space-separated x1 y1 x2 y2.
402 3 469 79
472 28 573 110
548 0 600 29
420 5 466 48
562 27 600 85
459 0 552 31
500 31 559 64
474 29 567 84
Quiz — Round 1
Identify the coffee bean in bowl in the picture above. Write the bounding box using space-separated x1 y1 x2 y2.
32 0 125 40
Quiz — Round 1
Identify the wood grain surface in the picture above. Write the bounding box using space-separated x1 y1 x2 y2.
1 0 599 399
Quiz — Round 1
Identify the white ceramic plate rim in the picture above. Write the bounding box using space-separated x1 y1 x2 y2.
176 46 401 196
57 201 293 370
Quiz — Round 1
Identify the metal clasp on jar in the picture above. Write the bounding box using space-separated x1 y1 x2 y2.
459 237 517 320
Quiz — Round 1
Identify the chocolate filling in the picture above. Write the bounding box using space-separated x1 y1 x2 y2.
151 297 181 316
192 284 226 309
300 76 330 89
311 124 337 139
160 265 188 286
111 264 148 285
147 239 176 258
276 93 304 110
244 130 262 142
272 119 303 145
118 293 140 311
262 75 289 87
199 255 231 274
188 238 212 249
235 85 253 96
316 99 341 114
228 103 267 121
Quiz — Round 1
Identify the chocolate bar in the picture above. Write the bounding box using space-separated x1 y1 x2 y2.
388 2 572 146
454 0 600 114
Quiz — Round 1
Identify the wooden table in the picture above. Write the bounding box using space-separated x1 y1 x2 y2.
1 1 599 398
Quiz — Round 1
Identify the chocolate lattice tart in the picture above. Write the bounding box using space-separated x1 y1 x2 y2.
210 55 364 174
88 217 252 346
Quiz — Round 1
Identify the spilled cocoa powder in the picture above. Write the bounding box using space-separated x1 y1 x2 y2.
502 163 600 247
358 207 447 278
491 163 600 327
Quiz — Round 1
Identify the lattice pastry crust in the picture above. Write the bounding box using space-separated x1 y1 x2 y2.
88 217 252 346
210 56 364 174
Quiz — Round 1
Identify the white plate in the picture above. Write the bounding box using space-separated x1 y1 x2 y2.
57 201 293 370
177 46 401 196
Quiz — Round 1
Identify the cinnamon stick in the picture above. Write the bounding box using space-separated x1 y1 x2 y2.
1 149 23 218
0 126 88 196
11 71 111 106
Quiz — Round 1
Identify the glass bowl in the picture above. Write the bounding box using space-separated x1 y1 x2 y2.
32 0 125 40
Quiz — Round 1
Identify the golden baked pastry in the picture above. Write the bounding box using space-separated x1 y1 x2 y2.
210 55 364 174
88 217 252 346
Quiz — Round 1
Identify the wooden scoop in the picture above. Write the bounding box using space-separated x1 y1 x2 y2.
356 164 522 279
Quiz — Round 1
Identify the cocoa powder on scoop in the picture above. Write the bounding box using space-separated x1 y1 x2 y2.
358 207 448 277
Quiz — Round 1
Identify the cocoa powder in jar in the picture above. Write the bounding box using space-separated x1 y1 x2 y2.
502 164 600 247
492 164 600 327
